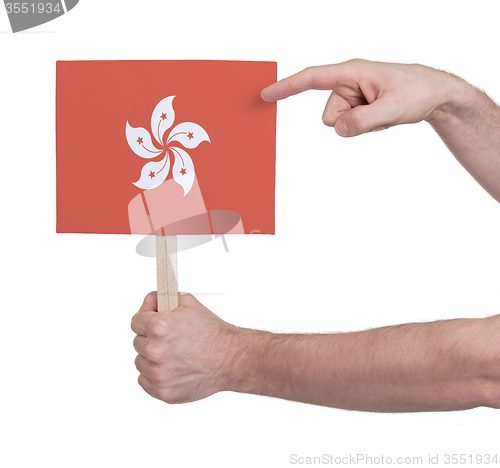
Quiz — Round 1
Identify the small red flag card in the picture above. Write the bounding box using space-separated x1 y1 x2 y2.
56 60 277 236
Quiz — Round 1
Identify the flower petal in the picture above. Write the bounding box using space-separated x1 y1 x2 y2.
133 154 170 190
151 96 175 146
126 122 163 159
167 122 210 149
171 147 195 196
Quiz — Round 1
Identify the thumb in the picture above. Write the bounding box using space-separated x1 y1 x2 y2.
335 98 397 137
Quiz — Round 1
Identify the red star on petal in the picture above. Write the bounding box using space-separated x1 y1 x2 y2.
180 168 187 176
161 113 167 120
149 171 156 179
187 132 194 140
137 137 144 145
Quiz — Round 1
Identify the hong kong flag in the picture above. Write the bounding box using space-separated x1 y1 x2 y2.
56 61 277 235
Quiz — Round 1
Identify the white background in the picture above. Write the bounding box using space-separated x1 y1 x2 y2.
1 1 499 466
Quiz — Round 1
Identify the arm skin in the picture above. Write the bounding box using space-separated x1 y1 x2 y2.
132 293 500 412
261 59 500 203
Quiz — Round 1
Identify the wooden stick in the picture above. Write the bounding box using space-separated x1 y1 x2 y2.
156 235 178 312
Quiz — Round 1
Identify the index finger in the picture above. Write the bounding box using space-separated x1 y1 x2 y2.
131 310 157 336
261 64 346 102
131 292 158 336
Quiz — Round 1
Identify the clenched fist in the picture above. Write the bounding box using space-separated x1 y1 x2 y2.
131 292 246 404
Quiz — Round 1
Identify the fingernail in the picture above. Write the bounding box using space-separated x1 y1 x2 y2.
336 118 349 137
261 88 270 102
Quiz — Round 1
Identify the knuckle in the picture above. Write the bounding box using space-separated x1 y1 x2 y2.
349 108 368 132
181 292 194 301
138 374 147 389
149 365 165 383
134 355 141 369
130 313 139 330
147 381 165 401
322 109 335 127
143 342 163 362
345 58 368 79
179 292 197 308
132 335 140 349
347 58 364 66
147 316 169 337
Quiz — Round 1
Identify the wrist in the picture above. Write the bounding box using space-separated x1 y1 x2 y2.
220 326 282 396
425 71 484 125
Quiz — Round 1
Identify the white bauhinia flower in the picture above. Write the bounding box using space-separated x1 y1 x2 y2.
126 96 210 195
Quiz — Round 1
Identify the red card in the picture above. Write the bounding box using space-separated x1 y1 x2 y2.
56 60 276 235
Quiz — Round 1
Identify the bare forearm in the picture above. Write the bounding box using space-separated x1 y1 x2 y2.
429 74 500 202
227 315 500 412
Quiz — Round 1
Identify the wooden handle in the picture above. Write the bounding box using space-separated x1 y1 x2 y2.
156 235 178 312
